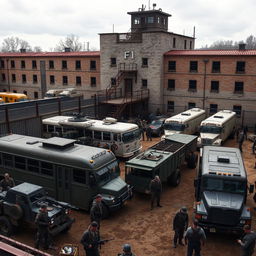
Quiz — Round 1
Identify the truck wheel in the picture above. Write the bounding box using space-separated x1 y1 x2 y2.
168 169 181 187
8 205 23 220
0 216 13 236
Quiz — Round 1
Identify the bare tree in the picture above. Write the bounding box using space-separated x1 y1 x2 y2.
33 46 43 52
55 34 83 52
1 36 32 52
245 35 256 49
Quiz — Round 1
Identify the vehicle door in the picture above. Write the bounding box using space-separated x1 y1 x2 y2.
56 166 71 204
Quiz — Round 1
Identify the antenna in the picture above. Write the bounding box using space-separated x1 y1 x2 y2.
193 26 196 38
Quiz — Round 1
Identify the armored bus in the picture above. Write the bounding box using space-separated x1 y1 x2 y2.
194 146 253 233
0 134 132 215
125 134 197 193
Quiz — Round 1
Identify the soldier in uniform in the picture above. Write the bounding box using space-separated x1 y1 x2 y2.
118 244 136 256
149 175 162 210
0 173 15 192
35 204 50 250
185 220 206 256
81 221 101 256
173 206 189 248
90 194 103 230
237 225 256 256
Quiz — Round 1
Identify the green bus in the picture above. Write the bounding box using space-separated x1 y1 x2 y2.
0 134 132 214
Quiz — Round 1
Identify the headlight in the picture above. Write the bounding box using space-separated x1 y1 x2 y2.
50 218 54 225
202 215 207 220
240 220 246 224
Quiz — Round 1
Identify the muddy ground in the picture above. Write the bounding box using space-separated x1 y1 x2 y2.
14 136 256 256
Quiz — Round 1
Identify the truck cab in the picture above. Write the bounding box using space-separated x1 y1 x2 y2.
0 182 74 236
194 146 253 234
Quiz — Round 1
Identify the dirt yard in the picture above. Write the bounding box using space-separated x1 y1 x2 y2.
14 136 256 256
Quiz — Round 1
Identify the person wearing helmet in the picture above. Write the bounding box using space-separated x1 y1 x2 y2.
118 244 136 256
90 194 103 230
172 206 189 248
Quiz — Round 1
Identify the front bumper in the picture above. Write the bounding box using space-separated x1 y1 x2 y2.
49 217 75 236
122 146 142 158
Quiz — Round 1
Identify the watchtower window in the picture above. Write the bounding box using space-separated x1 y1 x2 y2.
147 17 154 23
134 17 140 24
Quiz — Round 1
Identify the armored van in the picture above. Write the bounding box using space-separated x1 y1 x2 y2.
194 146 254 233
125 134 197 193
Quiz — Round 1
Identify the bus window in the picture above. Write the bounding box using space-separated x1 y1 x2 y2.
113 133 121 142
14 156 26 170
43 124 48 133
27 159 39 173
94 131 102 140
103 132 111 141
84 129 92 137
41 162 53 176
48 125 54 133
3 153 13 167
73 169 86 184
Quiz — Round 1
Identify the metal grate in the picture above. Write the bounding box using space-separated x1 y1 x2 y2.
150 140 184 153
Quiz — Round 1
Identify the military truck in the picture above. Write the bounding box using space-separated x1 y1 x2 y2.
194 146 254 233
125 134 197 193
0 182 74 236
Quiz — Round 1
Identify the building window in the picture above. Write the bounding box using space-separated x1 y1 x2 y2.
91 77 96 87
233 105 242 117
134 17 140 24
34 91 38 99
210 81 219 93
76 76 81 86
168 61 176 72
184 40 187 49
111 78 116 86
49 60 54 69
21 60 26 69
167 101 174 112
110 58 116 67
0 60 4 68
50 75 55 84
76 60 81 70
190 61 198 72
62 60 67 69
12 74 16 82
90 60 96 70
11 60 15 68
147 16 154 23
1 73 6 81
173 38 176 48
22 74 26 83
209 104 218 114
33 75 38 84
234 82 244 94
23 90 27 95
167 79 175 90
189 41 192 50
188 102 196 109
212 61 220 73
63 76 68 85
142 79 147 88
236 61 245 73
188 80 197 91
32 60 37 69
142 58 148 67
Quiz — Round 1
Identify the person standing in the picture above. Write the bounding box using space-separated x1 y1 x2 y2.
149 175 162 210
173 206 189 248
185 220 206 256
0 173 15 192
238 131 245 152
146 125 152 141
35 204 50 250
81 221 101 256
118 244 136 256
237 225 256 256
90 194 103 230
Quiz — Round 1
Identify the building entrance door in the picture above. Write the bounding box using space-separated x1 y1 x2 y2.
124 79 133 97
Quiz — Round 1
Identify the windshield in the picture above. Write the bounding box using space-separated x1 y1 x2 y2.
45 93 55 97
164 122 185 131
202 177 245 194
200 125 222 134
30 190 45 203
151 120 163 126
96 161 119 185
122 129 141 143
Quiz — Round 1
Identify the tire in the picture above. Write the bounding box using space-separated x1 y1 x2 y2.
8 205 23 220
168 169 181 187
0 216 13 236
61 224 72 233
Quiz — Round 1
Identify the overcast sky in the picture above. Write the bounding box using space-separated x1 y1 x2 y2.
1 0 256 51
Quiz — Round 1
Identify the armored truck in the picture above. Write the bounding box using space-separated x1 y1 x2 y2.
194 146 254 233
125 134 197 193
0 182 74 236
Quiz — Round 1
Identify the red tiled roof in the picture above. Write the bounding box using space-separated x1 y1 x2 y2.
0 51 100 58
164 50 256 56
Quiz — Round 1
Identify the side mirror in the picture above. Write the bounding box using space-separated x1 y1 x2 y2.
194 178 198 188
249 184 254 194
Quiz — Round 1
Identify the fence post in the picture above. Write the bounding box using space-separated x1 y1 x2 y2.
5 106 11 134
78 96 81 113
58 98 61 115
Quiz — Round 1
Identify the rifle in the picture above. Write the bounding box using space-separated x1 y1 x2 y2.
99 238 114 249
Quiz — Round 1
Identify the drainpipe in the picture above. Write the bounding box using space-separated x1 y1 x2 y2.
203 59 209 109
